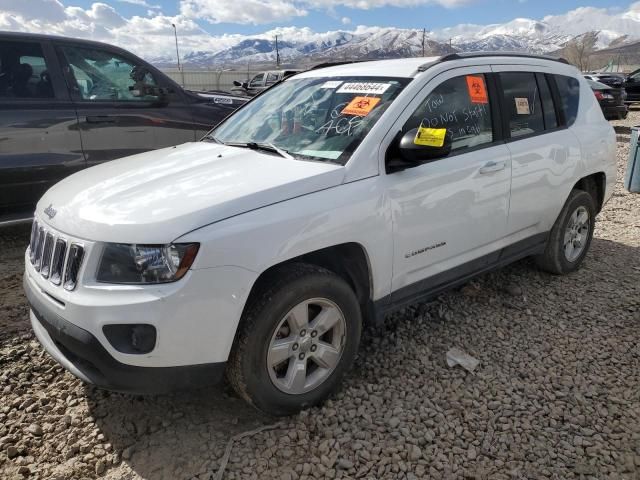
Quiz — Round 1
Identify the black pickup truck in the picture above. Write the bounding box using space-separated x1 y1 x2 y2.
0 31 247 225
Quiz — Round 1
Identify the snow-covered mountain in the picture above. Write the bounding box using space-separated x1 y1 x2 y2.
152 12 640 67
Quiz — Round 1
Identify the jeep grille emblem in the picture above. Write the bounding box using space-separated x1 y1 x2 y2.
44 204 57 220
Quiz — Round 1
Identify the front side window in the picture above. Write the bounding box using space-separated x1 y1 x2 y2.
403 74 494 155
249 73 264 88
265 72 279 85
554 74 580 127
0 41 53 99
211 76 410 165
61 46 157 102
499 72 544 138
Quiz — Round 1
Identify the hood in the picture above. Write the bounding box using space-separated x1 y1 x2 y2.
37 142 345 243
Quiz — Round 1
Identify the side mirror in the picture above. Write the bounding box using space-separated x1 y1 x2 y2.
398 127 452 163
233 80 242 87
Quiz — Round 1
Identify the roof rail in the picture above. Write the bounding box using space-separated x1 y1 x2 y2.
417 51 569 71
310 60 370 70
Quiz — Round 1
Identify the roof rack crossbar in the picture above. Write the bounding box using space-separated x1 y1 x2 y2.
417 51 569 72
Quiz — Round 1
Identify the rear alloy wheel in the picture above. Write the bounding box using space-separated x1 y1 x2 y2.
227 263 361 416
535 189 596 275
562 205 590 262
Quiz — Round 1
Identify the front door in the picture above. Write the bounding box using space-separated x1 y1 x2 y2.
56 42 196 168
384 67 512 302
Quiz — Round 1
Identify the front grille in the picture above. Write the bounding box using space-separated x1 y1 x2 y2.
29 220 84 291
50 239 67 286
40 233 55 278
63 244 84 291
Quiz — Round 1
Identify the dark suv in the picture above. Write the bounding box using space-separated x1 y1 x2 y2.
0 32 247 225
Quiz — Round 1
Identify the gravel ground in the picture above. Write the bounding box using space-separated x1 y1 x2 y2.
1 111 639 480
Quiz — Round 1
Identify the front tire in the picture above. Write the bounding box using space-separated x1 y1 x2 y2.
535 189 596 275
227 263 362 416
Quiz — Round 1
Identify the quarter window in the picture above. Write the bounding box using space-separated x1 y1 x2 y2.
554 75 580 127
265 72 279 85
499 72 544 138
403 74 494 155
61 46 157 102
0 41 54 98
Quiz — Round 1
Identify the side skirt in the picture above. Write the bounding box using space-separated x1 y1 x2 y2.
371 232 548 325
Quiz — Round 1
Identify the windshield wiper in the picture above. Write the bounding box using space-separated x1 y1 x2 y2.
222 141 295 160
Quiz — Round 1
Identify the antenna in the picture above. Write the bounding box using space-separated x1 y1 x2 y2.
422 28 426 57
275 35 281 68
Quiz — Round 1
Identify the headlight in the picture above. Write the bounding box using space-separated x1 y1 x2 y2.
96 243 199 284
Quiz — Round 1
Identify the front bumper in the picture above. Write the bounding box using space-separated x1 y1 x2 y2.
25 274 225 394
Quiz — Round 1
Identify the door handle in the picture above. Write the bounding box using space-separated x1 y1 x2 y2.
86 116 117 124
479 160 506 174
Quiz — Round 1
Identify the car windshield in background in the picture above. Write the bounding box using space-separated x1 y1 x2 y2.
211 76 411 165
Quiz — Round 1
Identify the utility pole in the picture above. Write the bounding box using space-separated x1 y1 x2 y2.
422 28 426 57
449 37 452 51
171 23 185 87
275 35 281 68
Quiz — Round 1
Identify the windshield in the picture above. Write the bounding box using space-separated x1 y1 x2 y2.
210 76 411 165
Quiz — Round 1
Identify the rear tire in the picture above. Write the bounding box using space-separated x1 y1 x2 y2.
535 189 596 275
227 263 362 416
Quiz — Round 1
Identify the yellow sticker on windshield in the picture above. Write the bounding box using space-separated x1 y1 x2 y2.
414 127 446 147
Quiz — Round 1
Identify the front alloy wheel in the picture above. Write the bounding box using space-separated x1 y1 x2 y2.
267 298 346 394
227 263 361 416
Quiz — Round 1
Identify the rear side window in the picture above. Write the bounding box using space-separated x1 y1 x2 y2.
554 75 580 127
499 72 544 138
403 74 494 155
0 41 54 99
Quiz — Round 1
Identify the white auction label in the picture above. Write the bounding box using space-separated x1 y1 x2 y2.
337 82 391 94
515 97 530 115
320 80 343 89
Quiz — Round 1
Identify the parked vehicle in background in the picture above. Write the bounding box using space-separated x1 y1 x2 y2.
584 72 626 89
586 79 628 120
623 68 640 103
24 53 616 416
0 31 247 225
231 69 301 96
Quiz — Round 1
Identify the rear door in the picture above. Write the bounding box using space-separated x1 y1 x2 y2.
56 41 196 168
491 66 581 239
0 37 83 220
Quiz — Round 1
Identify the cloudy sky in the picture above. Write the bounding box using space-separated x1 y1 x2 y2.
0 0 637 59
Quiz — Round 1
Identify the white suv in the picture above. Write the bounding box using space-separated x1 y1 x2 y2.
24 53 616 415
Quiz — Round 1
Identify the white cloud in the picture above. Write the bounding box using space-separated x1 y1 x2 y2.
180 0 307 25
118 0 162 9
341 17 351 25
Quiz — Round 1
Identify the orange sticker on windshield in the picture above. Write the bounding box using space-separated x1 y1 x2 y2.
341 96 381 116
466 75 488 104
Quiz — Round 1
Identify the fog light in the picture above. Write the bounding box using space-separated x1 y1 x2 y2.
103 324 156 354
